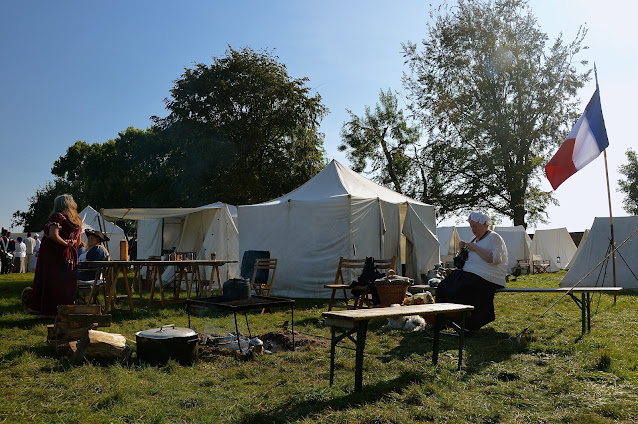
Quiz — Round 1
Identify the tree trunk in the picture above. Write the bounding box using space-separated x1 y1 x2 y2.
512 203 527 228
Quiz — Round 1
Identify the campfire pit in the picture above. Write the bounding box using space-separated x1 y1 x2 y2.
186 296 295 354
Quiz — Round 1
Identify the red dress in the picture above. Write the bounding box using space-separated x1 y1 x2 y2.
29 213 82 316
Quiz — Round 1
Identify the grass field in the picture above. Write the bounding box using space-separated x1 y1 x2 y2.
1 271 637 423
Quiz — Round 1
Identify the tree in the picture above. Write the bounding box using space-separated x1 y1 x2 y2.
618 149 638 215
12 180 73 232
402 0 589 226
12 127 176 231
154 46 328 204
339 89 420 195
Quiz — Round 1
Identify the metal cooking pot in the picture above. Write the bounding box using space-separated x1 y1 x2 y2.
135 324 198 365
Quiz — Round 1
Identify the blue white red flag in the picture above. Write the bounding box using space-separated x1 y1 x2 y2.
545 84 609 190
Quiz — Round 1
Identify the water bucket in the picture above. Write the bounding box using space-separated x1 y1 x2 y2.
222 278 252 301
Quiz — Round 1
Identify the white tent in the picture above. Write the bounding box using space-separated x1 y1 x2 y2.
565 229 589 270
494 226 533 274
456 226 474 243
529 228 577 272
560 216 638 289
79 206 127 260
101 203 239 283
437 226 460 267
238 160 440 298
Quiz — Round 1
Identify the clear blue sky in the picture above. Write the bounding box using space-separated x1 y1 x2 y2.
1 0 636 233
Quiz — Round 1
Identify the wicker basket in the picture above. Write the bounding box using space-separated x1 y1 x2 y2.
375 283 410 307
374 271 411 307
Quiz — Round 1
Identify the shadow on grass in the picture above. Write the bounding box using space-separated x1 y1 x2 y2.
377 327 518 374
235 369 426 424
0 343 58 364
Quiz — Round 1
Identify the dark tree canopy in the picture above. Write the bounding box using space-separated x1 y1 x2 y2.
14 47 328 231
402 0 589 226
618 149 638 215
339 89 420 195
154 46 328 205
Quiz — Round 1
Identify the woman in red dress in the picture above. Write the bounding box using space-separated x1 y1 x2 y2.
29 194 83 317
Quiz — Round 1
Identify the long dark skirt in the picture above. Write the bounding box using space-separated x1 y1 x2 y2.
436 269 501 331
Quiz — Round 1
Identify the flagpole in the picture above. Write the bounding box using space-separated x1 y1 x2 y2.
603 150 617 302
596 64 617 302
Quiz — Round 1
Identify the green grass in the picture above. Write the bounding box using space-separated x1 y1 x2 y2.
2 271 638 423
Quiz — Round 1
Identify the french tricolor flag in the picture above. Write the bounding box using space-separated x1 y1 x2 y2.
545 84 609 190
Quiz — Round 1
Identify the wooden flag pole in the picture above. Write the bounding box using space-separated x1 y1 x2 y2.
603 150 618 302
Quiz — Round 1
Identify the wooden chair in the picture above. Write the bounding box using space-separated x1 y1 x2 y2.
251 258 278 297
532 255 550 274
76 262 109 306
352 256 397 308
325 257 367 311
516 258 531 275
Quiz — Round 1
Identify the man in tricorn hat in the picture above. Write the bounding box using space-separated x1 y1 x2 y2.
77 229 111 281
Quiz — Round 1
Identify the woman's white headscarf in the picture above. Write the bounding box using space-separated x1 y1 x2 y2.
468 211 491 226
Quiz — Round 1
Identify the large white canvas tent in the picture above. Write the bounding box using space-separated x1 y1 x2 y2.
437 226 460 266
494 226 533 274
529 228 577 272
238 160 440 298
79 206 127 260
560 216 638 289
565 229 589 270
101 203 239 283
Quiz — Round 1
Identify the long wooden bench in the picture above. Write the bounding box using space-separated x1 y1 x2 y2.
408 285 624 335
322 303 473 392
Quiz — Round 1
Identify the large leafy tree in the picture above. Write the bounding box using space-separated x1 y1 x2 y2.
618 149 638 215
154 46 328 204
13 127 175 230
339 89 420 195
402 0 589 226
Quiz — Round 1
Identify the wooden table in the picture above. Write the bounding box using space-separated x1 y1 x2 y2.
408 285 624 335
322 303 474 392
82 259 238 313
495 287 624 334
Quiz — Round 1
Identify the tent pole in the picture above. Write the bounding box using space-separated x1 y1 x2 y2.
603 150 617 302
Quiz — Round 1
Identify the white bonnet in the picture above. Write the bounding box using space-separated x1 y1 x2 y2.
468 211 491 226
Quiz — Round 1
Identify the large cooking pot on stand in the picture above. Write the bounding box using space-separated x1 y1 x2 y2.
136 324 198 365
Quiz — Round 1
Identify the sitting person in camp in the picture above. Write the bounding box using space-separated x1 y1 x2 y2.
77 229 110 281
436 211 508 335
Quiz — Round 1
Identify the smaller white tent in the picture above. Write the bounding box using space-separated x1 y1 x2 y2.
437 226 460 267
529 228 577 272
494 226 532 274
560 216 638 289
102 203 239 283
79 206 127 260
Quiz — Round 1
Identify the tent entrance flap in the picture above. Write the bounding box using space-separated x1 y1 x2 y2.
399 202 408 267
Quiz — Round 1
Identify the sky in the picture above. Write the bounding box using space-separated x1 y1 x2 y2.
1 0 637 234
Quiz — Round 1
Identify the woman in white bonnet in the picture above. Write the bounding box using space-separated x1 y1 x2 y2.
436 211 508 335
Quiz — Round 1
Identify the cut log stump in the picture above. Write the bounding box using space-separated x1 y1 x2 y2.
73 329 132 364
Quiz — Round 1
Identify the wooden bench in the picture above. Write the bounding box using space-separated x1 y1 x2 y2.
322 303 474 392
408 285 624 335
324 256 397 311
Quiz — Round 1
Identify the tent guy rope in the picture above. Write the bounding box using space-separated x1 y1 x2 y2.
515 227 638 343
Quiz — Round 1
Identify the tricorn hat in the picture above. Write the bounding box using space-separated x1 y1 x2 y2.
85 229 109 242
